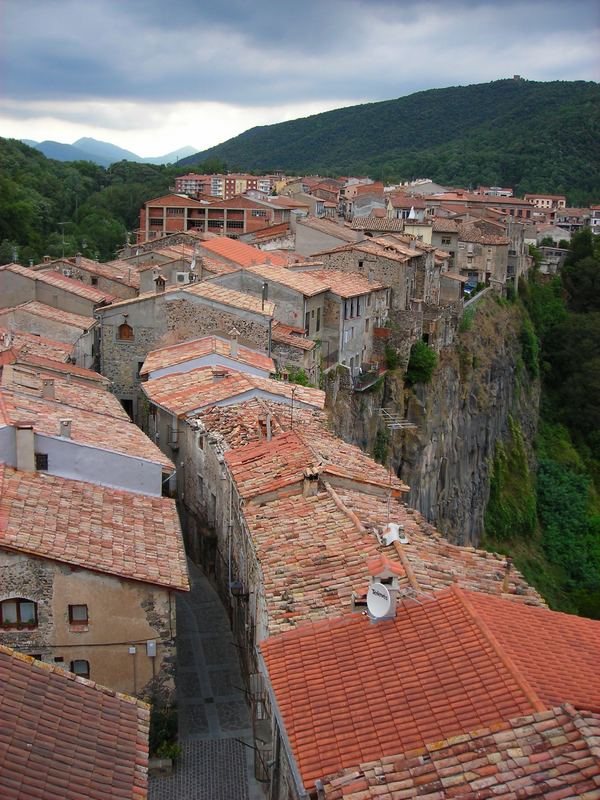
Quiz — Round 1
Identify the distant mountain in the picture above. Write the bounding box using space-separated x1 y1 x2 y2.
178 79 600 202
22 137 198 167
29 140 109 165
73 137 140 164
144 146 198 164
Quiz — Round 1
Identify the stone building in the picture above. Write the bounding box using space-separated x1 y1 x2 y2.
0 300 97 368
0 262 114 317
431 217 460 267
161 394 546 798
293 216 361 256
0 362 173 496
271 322 320 383
97 281 275 418
0 464 188 701
456 222 509 288
34 254 139 300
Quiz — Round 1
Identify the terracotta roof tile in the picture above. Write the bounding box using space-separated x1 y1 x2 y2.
260 587 538 789
143 366 325 417
42 258 140 289
0 326 73 362
199 237 288 267
0 644 149 800
468 591 600 712
184 281 275 316
140 335 274 377
0 465 189 590
321 704 600 799
271 322 316 351
432 217 460 232
1 387 173 471
1 364 129 420
0 351 108 384
307 269 387 297
458 222 510 245
0 301 96 331
1 263 115 303
297 216 359 242
244 263 329 296
350 217 404 232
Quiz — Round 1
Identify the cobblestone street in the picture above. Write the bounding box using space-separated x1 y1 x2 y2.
149 562 265 800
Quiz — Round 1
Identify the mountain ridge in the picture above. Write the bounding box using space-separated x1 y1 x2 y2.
22 137 197 167
179 79 600 202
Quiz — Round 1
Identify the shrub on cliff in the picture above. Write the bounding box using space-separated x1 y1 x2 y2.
520 316 539 378
405 341 437 385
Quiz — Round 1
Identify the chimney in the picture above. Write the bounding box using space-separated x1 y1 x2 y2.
41 378 55 399
154 274 166 293
75 252 82 267
265 413 272 442
3 331 15 348
59 418 72 438
410 239 416 250
364 554 403 621
228 326 240 358
43 255 52 263
15 424 35 472
502 557 513 592
302 467 320 497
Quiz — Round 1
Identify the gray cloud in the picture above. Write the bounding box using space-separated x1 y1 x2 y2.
2 0 598 109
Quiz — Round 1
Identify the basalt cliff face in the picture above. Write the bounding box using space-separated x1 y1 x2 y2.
327 297 540 545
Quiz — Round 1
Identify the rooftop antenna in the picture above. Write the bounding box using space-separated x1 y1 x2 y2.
290 384 297 429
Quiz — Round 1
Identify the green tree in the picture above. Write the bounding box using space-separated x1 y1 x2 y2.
405 341 437 385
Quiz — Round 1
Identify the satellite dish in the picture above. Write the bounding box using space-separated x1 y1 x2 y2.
366 582 392 619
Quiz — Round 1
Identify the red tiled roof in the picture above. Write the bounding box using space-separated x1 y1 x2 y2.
0 326 73 362
271 321 316 351
468 591 600 712
0 301 96 331
1 263 115 303
0 388 173 471
2 364 129 420
260 586 538 788
1 352 108 384
143 365 325 417
0 645 149 800
432 217 460 232
321 704 600 799
199 237 288 267
297 217 358 242
0 465 189 590
103 280 275 317
141 335 274 377
42 257 140 289
307 268 387 297
458 222 510 246
144 192 207 207
350 217 404 232
387 192 427 209
185 281 275 316
244 263 329 296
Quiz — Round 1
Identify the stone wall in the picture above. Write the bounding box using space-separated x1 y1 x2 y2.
165 299 270 351
0 550 177 703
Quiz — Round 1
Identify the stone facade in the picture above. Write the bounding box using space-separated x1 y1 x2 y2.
0 549 177 703
99 291 271 416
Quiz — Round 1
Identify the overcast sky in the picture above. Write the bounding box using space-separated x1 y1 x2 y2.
1 0 598 157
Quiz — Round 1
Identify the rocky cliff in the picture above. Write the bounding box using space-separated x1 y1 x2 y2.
327 296 540 545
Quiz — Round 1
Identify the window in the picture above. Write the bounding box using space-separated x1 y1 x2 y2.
69 604 88 624
356 297 361 317
305 311 310 333
365 318 370 332
0 598 38 628
91 276 99 286
358 260 364 268
136 361 145 379
251 210 267 218
117 322 134 341
441 237 451 245
35 453 48 471
316 307 321 333
70 660 90 679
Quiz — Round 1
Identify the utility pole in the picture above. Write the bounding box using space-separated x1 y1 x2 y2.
57 222 68 259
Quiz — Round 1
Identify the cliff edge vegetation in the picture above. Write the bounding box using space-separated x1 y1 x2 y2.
483 229 600 617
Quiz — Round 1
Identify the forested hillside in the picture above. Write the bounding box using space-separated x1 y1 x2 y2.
484 229 600 617
181 79 600 204
0 138 225 262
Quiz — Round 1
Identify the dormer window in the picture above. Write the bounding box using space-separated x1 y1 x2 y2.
117 322 134 340
0 598 38 628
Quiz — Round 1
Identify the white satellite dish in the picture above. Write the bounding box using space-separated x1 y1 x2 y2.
366 582 392 619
